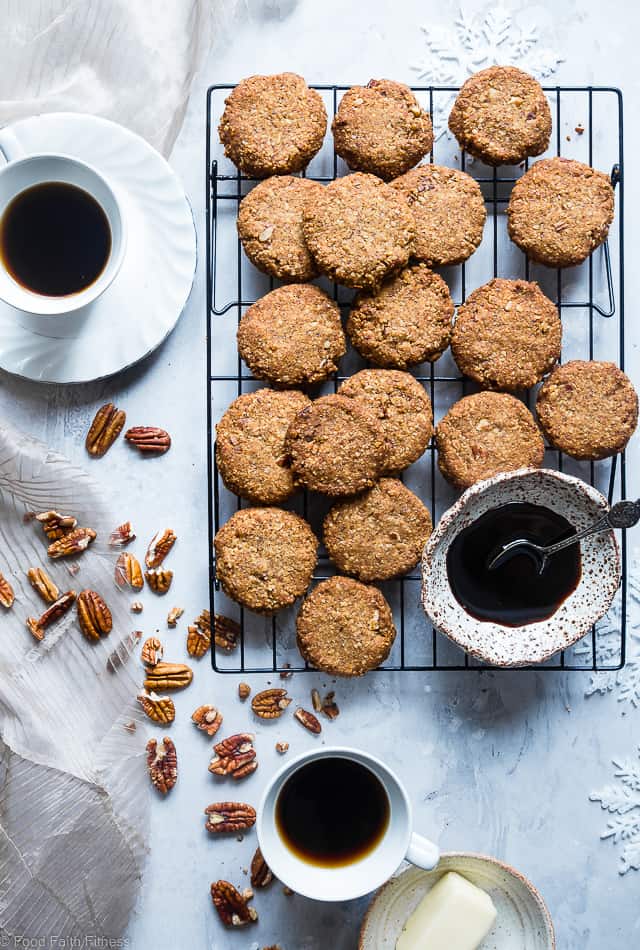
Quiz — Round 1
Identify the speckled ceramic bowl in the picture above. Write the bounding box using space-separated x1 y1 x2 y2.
421 468 621 666
359 854 555 949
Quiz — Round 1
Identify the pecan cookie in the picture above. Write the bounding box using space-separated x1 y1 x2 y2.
347 264 454 368
323 478 432 581
507 157 615 267
237 176 324 282
448 65 552 166
332 79 433 180
219 73 327 177
302 172 415 290
391 165 486 267
339 369 432 473
214 508 318 615
451 278 561 391
296 575 396 676
536 360 638 460
284 393 386 496
436 392 545 489
237 284 345 387
216 388 310 504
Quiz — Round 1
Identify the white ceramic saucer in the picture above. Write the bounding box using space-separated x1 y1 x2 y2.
0 113 196 383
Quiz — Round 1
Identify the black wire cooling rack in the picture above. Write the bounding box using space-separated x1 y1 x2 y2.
206 83 626 675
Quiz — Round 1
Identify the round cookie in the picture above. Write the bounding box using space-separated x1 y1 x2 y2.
536 360 638 460
339 369 432 473
323 478 432 582
216 388 311 504
332 79 433 181
451 279 561 391
296 575 396 676
448 65 552 166
302 172 415 290
391 165 486 266
237 176 324 282
347 264 454 368
218 73 327 178
507 157 615 267
237 284 345 388
284 394 386 496
436 392 545 489
214 507 318 615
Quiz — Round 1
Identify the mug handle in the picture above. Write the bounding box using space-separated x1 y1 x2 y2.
406 831 440 870
0 127 24 164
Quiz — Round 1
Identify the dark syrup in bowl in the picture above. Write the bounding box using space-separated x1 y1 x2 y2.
446 502 581 626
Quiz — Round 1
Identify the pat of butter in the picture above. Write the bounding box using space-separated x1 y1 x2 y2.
396 871 497 950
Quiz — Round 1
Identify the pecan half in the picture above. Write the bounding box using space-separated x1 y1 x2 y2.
143 661 193 691
209 733 257 780
106 630 142 672
48 527 96 559
145 528 176 568
109 521 136 546
275 741 289 755
238 682 251 701
250 848 274 888
187 623 210 658
35 510 78 541
27 567 60 604
125 426 171 454
77 589 112 641
138 690 175 724
191 704 223 737
167 606 183 627
0 572 15 608
251 688 291 720
210 881 258 927
144 569 173 594
204 802 256 834
86 403 126 457
146 737 177 794
294 707 322 734
214 613 240 652
26 590 76 641
115 552 144 591
141 636 164 667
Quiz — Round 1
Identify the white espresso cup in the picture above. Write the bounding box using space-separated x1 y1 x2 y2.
257 746 440 902
0 126 126 317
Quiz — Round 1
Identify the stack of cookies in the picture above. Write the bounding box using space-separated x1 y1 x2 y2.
213 69 637 675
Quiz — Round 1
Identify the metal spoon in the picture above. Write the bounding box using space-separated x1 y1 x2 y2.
487 499 640 574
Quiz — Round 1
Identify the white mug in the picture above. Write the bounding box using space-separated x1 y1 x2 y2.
257 746 440 902
0 126 126 317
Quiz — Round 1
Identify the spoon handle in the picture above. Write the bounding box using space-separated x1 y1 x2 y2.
543 500 640 559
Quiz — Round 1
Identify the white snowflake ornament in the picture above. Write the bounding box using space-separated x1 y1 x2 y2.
591 747 640 873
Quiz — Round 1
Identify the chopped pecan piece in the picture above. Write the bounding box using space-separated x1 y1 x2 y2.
204 802 256 834
167 606 183 627
145 528 176 568
214 612 240 651
123 721 136 734
251 688 291 720
279 663 293 679
86 403 126 457
311 687 322 712
48 527 96 559
138 690 175 724
109 521 136 546
282 886 294 897
144 661 193 691
27 567 60 604
141 636 164 667
106 630 143 672
144 569 173 594
26 590 76 641
191 704 223 737
77 589 112 641
115 552 144 591
294 707 322 734
250 848 274 888
238 682 251 701
146 737 177 794
209 733 257 780
320 690 339 720
210 881 258 927
0 572 15 608
187 622 211 658
131 600 143 613
35 510 77 541
125 426 171 454
275 741 289 754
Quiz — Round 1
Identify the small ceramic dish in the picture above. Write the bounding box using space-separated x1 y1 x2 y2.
359 853 555 950
421 467 621 666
